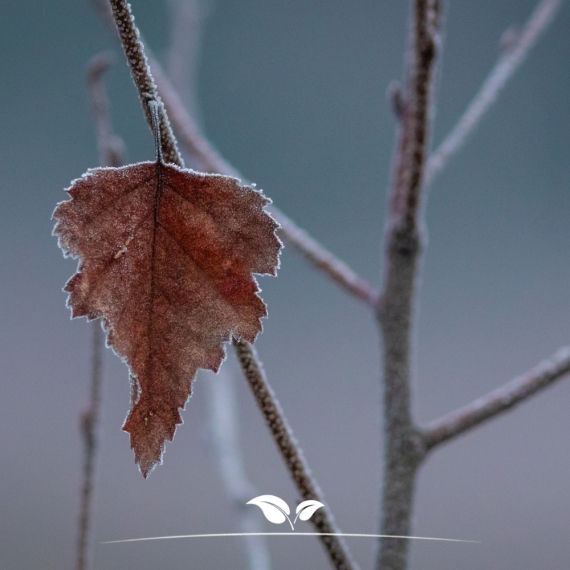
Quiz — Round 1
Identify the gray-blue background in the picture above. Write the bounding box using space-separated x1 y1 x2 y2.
1 1 569 569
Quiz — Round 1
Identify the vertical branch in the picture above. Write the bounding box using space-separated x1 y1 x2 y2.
376 2 440 570
76 323 103 570
76 53 125 570
205 367 271 570
108 0 182 165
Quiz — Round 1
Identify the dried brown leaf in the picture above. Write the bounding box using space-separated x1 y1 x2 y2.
54 161 281 476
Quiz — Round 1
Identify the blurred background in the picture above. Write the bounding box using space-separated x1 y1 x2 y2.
1 0 569 569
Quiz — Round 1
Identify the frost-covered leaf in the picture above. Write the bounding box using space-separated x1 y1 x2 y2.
295 499 325 522
246 495 291 525
53 160 281 477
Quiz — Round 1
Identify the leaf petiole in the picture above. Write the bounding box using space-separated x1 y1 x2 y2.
148 100 163 165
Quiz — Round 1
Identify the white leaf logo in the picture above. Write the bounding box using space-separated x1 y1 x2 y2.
247 495 325 530
294 499 325 523
246 495 293 529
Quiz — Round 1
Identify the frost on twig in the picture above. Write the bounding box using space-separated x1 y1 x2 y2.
425 0 563 186
108 0 182 165
377 2 441 570
422 347 570 450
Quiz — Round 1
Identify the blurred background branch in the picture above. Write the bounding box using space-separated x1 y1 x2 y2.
425 0 563 186
76 53 125 570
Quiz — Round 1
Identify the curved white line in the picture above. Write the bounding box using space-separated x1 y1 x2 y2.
103 532 479 545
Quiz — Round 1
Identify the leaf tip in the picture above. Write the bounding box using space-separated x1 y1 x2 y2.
122 394 186 478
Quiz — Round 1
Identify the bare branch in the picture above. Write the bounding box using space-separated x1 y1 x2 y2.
377 2 441 569
151 63 378 306
386 0 440 234
77 54 124 570
233 339 360 570
205 367 271 570
422 347 570 450
271 209 379 305
77 325 104 570
77 324 104 570
425 0 563 186
105 3 358 568
108 0 183 165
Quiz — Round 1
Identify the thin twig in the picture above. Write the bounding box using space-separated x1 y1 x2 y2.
205 367 271 570
106 2 357 568
425 0 563 186
77 54 124 570
271 209 378 305
77 323 104 570
108 0 182 165
233 339 360 570
376 2 441 570
91 0 376 307
422 347 570 450
77 325 103 570
152 63 378 306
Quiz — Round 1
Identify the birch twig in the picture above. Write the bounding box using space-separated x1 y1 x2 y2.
376 2 441 569
423 347 570 450
425 0 563 186
77 321 104 570
151 62 378 306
